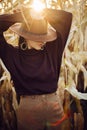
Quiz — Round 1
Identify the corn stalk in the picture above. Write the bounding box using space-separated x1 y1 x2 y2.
0 59 18 130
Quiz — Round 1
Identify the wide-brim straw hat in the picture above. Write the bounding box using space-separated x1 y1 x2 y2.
10 7 57 42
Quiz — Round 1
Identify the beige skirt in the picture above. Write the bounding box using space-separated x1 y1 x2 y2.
16 92 65 130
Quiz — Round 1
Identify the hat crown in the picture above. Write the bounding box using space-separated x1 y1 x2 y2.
27 19 48 35
22 8 48 35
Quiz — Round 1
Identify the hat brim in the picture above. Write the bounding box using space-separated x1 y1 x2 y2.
10 23 57 42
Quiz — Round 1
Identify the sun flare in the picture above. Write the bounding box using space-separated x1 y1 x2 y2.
31 0 46 12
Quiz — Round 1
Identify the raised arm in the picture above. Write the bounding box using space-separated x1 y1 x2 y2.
45 9 72 46
0 12 24 34
0 11 24 57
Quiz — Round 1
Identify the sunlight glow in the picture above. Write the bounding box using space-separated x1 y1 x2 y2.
31 0 46 12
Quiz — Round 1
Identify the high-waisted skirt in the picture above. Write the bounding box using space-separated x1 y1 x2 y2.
16 92 68 130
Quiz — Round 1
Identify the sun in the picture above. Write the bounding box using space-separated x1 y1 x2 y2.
31 0 46 12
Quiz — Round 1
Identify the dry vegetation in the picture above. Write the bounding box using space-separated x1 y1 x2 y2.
0 0 87 130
